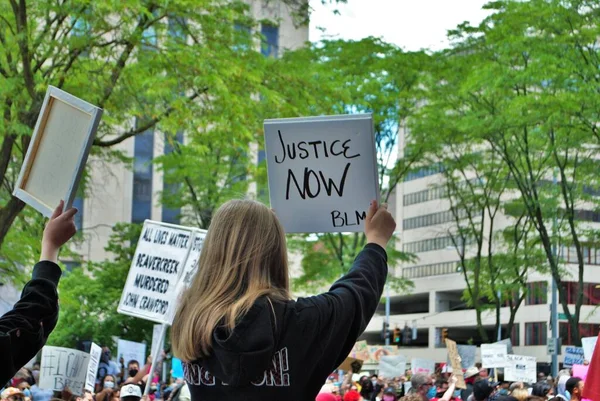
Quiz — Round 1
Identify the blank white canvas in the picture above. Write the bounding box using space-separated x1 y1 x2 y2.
24 99 91 209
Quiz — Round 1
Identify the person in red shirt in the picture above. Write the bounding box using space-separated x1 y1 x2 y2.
343 386 362 401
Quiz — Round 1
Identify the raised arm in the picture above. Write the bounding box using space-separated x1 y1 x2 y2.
0 201 77 384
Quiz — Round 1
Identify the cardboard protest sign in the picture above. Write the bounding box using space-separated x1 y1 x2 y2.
339 357 364 373
445 339 466 389
118 221 197 324
84 343 101 392
564 346 585 368
117 340 146 367
14 86 102 217
505 354 536 383
264 114 379 233
349 340 370 362
378 355 407 379
582 336 598 361
481 343 508 368
39 346 96 395
166 230 207 324
366 345 398 364
411 358 435 376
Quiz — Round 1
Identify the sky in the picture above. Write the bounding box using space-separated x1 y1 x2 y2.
308 0 492 51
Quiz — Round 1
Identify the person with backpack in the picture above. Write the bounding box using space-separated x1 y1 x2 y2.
171 199 395 401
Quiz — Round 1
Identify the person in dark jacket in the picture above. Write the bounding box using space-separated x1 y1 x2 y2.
0 200 78 384
171 199 395 401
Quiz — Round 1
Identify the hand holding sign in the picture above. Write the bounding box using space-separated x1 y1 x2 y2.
365 200 396 249
41 200 78 263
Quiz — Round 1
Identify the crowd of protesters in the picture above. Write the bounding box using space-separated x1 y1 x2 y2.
315 365 588 401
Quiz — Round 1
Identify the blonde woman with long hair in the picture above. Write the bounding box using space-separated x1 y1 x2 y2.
171 199 395 400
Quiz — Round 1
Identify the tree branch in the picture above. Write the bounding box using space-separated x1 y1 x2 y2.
10 0 36 99
94 90 204 147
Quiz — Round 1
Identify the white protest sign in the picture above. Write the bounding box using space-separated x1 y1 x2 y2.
85 343 101 392
582 336 597 361
167 230 207 324
264 114 379 233
505 354 536 383
39 346 91 395
564 346 584 368
481 343 508 368
378 355 406 379
411 358 435 376
118 221 196 324
151 324 164 359
117 339 146 367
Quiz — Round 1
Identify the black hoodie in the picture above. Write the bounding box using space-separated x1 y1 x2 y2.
0 261 62 385
183 243 388 401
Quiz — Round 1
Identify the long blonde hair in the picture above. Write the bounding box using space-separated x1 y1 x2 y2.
171 199 290 362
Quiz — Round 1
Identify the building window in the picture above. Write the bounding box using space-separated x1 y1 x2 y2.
403 209 468 230
71 196 84 232
258 149 266 164
525 322 547 346
233 23 252 51
526 281 548 305
403 186 446 206
162 132 184 224
403 235 472 254
559 282 600 305
132 125 154 223
560 245 600 265
404 163 444 181
168 16 186 40
63 261 81 273
261 24 279 57
559 323 600 346
510 324 521 346
401 261 460 278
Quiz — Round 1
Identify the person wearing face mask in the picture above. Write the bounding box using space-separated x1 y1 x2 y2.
103 375 117 390
126 361 140 380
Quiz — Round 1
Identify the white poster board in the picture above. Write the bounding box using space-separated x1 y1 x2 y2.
167 230 207 324
378 355 406 379
118 221 196 324
505 354 536 383
481 344 508 368
39 346 92 395
117 339 147 367
264 114 379 233
582 336 598 361
13 86 102 217
564 346 585 368
411 358 435 376
85 343 102 392
151 324 164 359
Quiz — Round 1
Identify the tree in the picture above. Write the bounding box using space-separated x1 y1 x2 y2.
0 0 304 281
413 0 600 344
48 223 154 348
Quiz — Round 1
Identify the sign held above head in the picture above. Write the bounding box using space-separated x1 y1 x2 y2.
14 86 103 217
264 114 379 233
